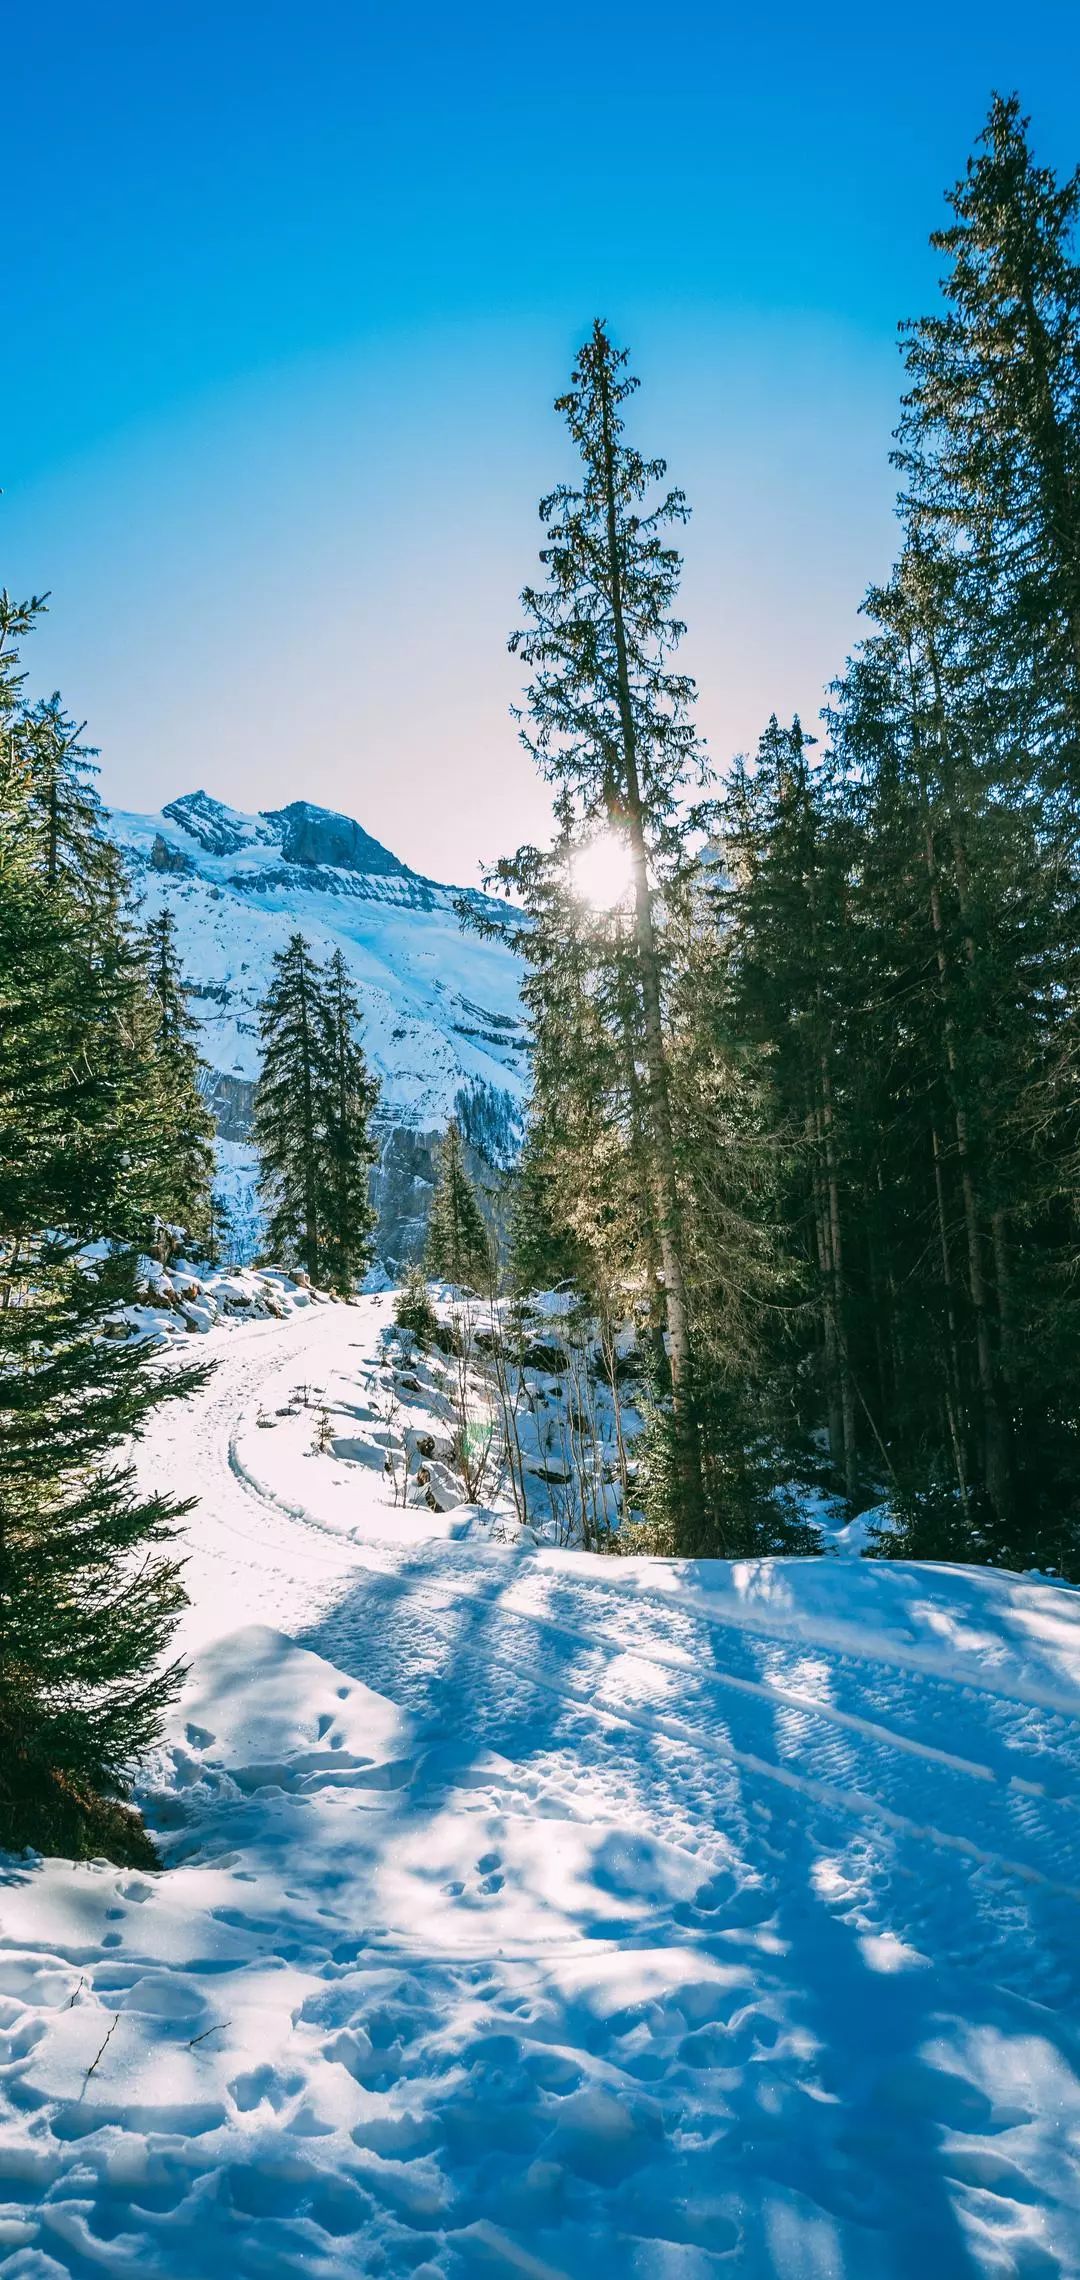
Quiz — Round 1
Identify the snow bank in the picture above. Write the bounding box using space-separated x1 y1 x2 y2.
112 1257 324 1345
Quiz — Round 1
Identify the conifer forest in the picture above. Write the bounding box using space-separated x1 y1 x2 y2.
4 58 1080 2280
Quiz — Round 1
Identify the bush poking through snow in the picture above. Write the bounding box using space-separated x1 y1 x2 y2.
394 1265 440 1348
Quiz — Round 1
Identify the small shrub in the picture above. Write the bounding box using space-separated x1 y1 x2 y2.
394 1266 439 1347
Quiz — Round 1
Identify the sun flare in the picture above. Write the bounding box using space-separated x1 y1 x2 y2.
570 828 634 912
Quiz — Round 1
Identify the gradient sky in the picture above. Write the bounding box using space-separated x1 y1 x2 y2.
4 3 1079 884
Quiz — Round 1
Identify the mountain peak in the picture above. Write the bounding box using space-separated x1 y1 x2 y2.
158 791 413 880
162 790 268 857
261 801 412 879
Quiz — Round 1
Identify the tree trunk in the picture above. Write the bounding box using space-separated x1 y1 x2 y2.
809 1116 845 1481
922 822 1008 1517
931 1121 971 1516
617 978 668 1383
820 1050 857 1504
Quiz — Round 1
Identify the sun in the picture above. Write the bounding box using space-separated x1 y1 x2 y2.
570 828 634 912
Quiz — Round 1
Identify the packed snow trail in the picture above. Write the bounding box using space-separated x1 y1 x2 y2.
2 1301 1080 2278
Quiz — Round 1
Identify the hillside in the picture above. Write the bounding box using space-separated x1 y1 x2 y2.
107 790 528 1262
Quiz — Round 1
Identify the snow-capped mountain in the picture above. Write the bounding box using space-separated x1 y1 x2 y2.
107 790 528 1263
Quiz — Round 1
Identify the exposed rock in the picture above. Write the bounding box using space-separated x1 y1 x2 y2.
150 832 193 874
261 800 412 878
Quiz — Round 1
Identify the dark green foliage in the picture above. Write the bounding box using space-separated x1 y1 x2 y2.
0 1247 202 1857
253 936 380 1292
142 907 216 1248
492 107 1080 1573
20 690 116 903
896 93 1080 786
322 949 380 1292
425 1119 493 1290
507 1123 582 1296
505 320 710 1540
710 96 1080 1574
628 1378 821 1561
0 590 212 1858
254 933 330 1279
206 1188 236 1267
394 1263 439 1346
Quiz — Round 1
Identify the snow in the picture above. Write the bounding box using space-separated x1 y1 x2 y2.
106 792 528 1259
3 1296 1080 2275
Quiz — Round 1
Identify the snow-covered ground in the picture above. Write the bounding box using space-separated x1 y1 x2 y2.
3 1297 1080 2277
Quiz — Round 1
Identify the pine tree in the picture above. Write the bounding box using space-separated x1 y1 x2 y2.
142 907 216 1250
897 93 1080 784
0 592 211 1855
21 691 118 902
322 947 380 1291
508 321 711 1540
507 1120 583 1296
253 933 331 1280
0 1242 202 1860
206 1187 235 1267
425 1119 492 1290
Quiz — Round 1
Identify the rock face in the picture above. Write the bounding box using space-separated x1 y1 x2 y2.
108 790 528 1266
263 801 410 878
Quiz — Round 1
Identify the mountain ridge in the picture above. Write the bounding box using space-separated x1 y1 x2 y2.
108 789 527 1264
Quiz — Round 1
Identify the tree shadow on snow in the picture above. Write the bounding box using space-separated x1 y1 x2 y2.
289 1557 1075 2279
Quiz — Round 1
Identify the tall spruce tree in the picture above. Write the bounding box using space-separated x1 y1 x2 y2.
253 932 331 1280
142 907 216 1250
0 592 209 1857
508 321 710 1538
896 93 1080 784
322 947 380 1290
425 1119 492 1290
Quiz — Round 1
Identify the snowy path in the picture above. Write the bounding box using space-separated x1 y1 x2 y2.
3 1304 1080 2278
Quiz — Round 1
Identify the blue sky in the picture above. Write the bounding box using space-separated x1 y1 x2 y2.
5 2 1079 880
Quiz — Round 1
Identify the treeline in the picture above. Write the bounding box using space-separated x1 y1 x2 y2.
492 94 1080 1574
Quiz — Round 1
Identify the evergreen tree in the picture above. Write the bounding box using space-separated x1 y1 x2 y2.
21 691 118 902
897 93 1080 784
322 947 380 1291
507 1120 583 1296
0 591 211 1855
142 907 216 1249
253 933 331 1280
206 1187 236 1267
425 1119 492 1290
394 1262 439 1345
0 1242 202 1860
508 321 711 1538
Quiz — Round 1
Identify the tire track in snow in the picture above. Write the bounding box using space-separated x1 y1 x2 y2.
309 1561 1080 1903
164 1309 1080 1907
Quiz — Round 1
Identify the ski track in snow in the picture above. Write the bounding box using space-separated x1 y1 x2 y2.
2 1300 1080 2279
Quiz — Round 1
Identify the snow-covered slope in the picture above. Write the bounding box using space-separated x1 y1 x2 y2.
108 790 527 1260
3 1297 1080 2277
